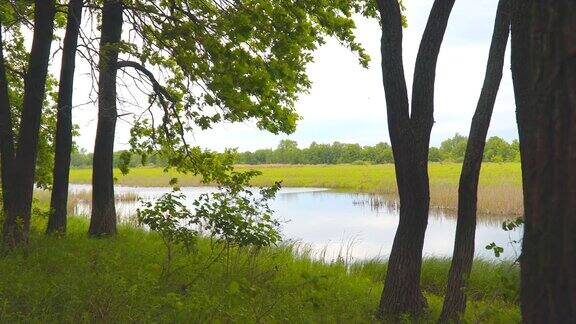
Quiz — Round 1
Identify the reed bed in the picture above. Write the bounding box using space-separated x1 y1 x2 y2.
33 189 140 211
69 163 524 215
430 183 523 216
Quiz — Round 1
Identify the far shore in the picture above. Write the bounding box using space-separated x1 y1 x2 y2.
68 163 523 215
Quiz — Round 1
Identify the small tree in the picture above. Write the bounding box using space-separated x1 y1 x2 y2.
137 179 282 279
137 190 199 278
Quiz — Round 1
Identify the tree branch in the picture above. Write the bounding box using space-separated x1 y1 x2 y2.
410 0 456 139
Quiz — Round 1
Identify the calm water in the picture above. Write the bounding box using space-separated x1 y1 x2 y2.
70 184 522 261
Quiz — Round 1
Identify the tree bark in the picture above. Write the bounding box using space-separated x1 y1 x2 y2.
0 21 16 217
47 0 84 234
376 0 455 318
2 0 56 246
439 0 510 322
89 0 123 236
511 0 576 322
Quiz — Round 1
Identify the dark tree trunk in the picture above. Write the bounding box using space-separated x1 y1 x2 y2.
375 0 455 318
439 0 510 321
0 21 16 216
2 0 56 247
89 0 123 236
511 0 576 322
47 0 84 234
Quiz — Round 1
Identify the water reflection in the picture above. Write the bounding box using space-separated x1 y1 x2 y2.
69 184 522 262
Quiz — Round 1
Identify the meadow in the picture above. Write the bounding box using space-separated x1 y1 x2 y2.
0 217 519 323
69 163 523 215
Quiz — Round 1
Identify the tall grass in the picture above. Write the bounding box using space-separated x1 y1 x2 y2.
33 189 140 204
0 217 519 323
70 163 523 215
32 189 140 218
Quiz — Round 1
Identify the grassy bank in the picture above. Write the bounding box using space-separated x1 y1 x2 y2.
0 217 519 323
70 163 523 215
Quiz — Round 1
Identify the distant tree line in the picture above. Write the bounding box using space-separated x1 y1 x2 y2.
428 134 520 163
236 134 520 165
70 133 520 168
71 149 167 169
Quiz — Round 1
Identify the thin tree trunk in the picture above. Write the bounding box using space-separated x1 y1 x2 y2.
47 0 84 234
439 0 510 321
511 0 576 322
376 0 455 318
89 0 123 236
2 0 56 246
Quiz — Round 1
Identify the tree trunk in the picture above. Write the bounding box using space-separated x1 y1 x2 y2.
375 0 455 318
0 21 16 217
2 0 56 247
511 0 576 322
439 0 510 321
89 0 123 236
47 0 84 234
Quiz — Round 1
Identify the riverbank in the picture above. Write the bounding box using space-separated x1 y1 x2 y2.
0 217 519 322
69 163 523 215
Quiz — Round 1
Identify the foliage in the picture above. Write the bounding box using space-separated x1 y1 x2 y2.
137 190 199 251
235 135 519 165
484 137 520 163
139 184 281 248
193 183 282 247
237 140 394 165
136 180 282 278
101 0 378 186
486 217 524 259
0 21 61 189
137 189 199 278
437 134 520 163
439 133 468 162
485 242 505 258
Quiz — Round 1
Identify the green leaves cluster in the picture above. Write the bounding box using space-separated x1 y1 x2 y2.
194 182 282 247
485 217 524 259
485 242 504 258
137 182 282 256
119 0 373 184
137 190 199 253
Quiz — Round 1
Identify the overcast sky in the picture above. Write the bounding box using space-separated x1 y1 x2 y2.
68 0 518 152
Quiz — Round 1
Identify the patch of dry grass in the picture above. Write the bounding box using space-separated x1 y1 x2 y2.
33 189 140 213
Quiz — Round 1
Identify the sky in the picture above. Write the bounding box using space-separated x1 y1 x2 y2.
67 0 518 153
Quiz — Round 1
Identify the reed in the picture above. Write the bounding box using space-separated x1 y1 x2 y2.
33 189 140 211
69 163 524 215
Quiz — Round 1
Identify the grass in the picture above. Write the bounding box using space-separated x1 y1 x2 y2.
0 216 519 323
70 163 523 215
